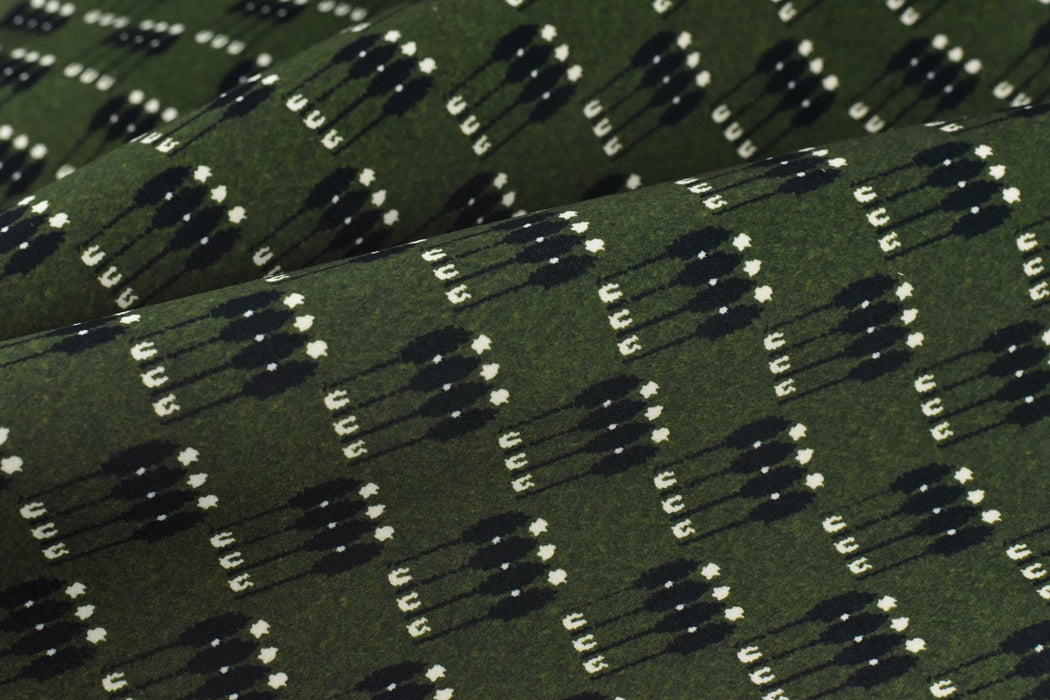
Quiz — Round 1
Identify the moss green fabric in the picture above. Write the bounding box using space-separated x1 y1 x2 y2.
0 0 1046 337
2 1 1050 699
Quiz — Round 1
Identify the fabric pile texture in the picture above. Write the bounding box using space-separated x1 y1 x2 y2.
2 0 1050 697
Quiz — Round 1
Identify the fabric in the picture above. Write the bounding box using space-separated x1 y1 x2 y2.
2 1 1050 698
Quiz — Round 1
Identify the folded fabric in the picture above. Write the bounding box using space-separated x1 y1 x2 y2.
3 103 1050 697
0 0 401 196
0 0 1045 338
3 2 1050 699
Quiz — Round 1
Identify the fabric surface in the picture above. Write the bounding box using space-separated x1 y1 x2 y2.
2 1 1050 698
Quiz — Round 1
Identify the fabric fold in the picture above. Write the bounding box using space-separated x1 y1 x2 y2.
0 0 1045 339
2 102 1050 697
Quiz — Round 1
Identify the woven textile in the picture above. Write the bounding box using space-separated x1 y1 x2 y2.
2 2 1050 698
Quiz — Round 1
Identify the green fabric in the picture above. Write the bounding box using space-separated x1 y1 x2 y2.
2 1 1050 698
0 0 1044 338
